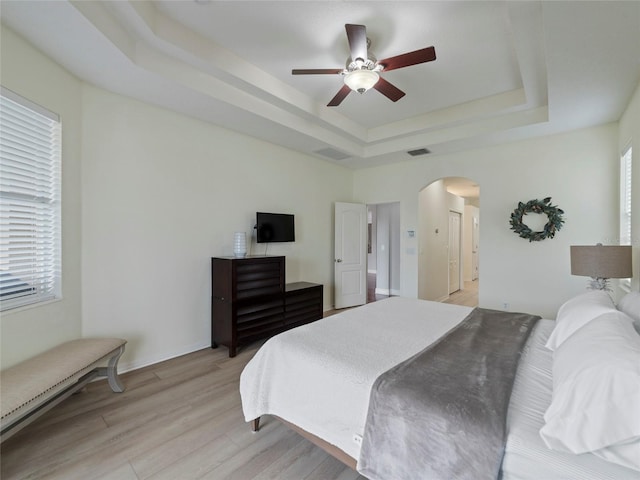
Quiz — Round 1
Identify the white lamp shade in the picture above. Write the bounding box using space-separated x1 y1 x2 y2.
344 70 379 93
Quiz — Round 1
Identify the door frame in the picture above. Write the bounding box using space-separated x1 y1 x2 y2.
448 210 462 294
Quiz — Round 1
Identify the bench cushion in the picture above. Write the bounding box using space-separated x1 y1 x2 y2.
1 338 126 423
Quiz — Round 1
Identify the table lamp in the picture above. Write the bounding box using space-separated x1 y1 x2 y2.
570 244 632 291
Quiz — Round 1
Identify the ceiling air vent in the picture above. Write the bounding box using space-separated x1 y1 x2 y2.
314 148 351 161
407 148 431 156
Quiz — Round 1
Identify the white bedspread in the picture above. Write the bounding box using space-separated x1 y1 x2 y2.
239 296 471 460
241 298 638 478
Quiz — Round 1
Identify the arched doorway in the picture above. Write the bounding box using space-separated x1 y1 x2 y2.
417 177 479 306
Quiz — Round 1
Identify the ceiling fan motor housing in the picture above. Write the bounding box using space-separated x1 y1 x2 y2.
345 39 379 74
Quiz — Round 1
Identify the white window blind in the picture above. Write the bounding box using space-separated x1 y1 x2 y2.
0 87 61 311
621 147 632 245
620 146 632 290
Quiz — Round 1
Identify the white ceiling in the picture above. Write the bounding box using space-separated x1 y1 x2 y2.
1 1 639 169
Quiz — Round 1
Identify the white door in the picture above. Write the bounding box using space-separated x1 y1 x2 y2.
334 202 367 309
448 211 461 294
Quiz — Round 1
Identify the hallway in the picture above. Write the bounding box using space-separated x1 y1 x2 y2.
367 272 390 303
367 273 478 308
444 280 479 307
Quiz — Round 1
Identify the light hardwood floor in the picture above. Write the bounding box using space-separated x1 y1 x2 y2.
444 280 479 307
1 343 365 480
1 288 477 480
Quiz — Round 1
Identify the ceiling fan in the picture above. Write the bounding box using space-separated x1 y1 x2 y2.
292 24 436 107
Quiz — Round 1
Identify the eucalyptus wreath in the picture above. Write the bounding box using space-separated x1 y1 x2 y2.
509 197 565 242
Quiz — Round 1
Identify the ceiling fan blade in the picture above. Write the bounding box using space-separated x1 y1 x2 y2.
327 85 352 107
292 68 343 75
345 24 368 62
373 77 405 102
379 46 436 72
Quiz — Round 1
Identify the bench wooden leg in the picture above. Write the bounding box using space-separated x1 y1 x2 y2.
96 345 125 392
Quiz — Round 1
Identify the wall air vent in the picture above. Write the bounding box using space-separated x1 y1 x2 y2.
314 148 351 161
407 148 431 156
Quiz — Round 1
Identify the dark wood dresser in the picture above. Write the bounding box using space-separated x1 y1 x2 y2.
211 256 323 357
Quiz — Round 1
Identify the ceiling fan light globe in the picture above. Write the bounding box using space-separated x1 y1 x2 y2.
344 70 379 94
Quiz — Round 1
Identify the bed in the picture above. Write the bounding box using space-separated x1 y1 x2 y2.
240 294 640 479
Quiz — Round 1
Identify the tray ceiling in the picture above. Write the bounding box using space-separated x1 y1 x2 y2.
1 1 639 168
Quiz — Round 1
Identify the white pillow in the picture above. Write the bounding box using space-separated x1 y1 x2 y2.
593 440 640 472
618 292 640 332
545 290 617 351
540 311 640 470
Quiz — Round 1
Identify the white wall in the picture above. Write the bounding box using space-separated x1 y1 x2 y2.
355 125 619 319
374 202 401 295
618 82 640 292
464 205 480 282
80 85 352 371
418 180 449 301
0 26 83 368
447 192 465 293
388 203 401 295
367 206 377 273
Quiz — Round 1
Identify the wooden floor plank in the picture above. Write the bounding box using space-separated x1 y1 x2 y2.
129 403 244 478
200 424 302 480
97 461 140 480
143 430 244 480
306 455 367 480
252 437 330 480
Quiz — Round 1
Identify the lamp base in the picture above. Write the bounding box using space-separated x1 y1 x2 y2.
587 277 611 291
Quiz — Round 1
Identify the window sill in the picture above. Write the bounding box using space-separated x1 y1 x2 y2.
1 297 63 316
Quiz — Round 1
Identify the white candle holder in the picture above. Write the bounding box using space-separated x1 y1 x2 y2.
233 232 247 258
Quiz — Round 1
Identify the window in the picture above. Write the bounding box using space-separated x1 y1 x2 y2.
0 87 61 311
620 145 632 290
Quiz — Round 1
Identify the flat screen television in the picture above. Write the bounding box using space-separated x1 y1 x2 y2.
256 212 295 243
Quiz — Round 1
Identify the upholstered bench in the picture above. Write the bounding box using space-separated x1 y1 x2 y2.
0 337 126 442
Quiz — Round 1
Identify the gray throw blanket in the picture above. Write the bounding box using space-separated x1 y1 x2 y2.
358 308 540 480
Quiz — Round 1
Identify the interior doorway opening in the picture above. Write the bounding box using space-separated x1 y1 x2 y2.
367 202 400 303
417 177 479 307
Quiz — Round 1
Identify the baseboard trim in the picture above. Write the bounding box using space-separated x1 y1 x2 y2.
375 288 401 296
118 340 210 374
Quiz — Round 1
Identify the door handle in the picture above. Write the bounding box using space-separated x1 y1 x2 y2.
335 259 342 263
